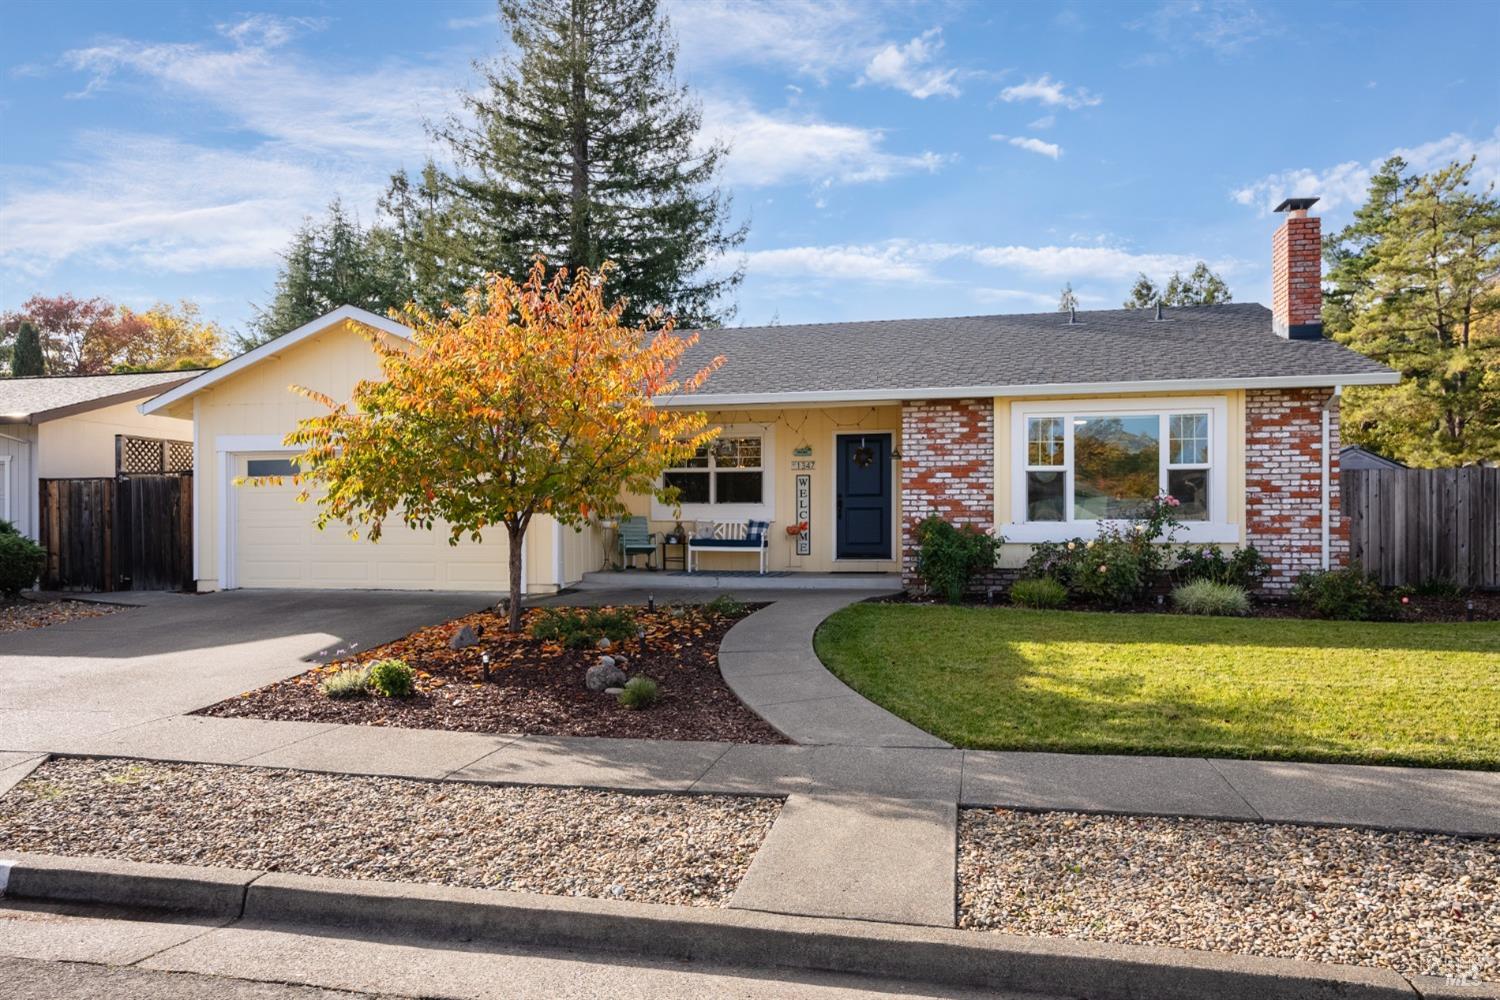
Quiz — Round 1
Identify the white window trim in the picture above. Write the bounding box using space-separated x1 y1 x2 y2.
1004 396 1237 544
651 423 775 522
0 454 11 523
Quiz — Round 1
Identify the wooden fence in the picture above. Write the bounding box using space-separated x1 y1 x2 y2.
39 474 193 592
1341 467 1499 590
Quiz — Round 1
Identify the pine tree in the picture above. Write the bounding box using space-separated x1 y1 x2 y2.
419 0 745 327
1162 262 1232 306
1326 157 1500 466
247 200 411 349
10 320 44 376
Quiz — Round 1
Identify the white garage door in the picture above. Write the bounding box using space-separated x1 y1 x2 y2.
231 453 509 591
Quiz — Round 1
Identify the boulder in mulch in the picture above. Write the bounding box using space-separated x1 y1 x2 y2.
586 659 627 692
449 625 479 650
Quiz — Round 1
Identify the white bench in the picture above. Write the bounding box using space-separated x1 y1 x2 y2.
687 520 771 574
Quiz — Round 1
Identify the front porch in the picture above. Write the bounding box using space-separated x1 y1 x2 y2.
578 569 903 592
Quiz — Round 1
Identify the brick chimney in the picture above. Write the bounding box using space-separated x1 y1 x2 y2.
1271 197 1323 340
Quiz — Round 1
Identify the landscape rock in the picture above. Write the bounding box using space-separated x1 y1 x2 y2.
448 625 479 650
604 687 625 696
596 637 613 650
586 660 627 692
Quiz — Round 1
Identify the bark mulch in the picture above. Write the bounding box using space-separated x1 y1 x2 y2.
197 603 789 744
0 598 122 634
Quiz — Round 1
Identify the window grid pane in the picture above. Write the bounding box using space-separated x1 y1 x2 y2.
1027 417 1065 467
1169 413 1209 466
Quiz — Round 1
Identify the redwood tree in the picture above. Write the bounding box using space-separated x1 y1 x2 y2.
268 260 723 629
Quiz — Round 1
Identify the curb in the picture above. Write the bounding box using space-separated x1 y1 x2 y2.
0 851 1460 1000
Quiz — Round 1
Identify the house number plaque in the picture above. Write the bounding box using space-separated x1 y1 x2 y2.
795 474 811 556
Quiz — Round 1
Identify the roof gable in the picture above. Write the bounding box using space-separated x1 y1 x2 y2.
140 306 410 416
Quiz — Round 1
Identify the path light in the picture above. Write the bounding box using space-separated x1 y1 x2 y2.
1467 600 1475 622
648 594 655 613
480 651 490 682
1157 594 1165 608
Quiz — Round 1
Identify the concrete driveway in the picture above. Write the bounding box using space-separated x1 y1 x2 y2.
0 590 493 753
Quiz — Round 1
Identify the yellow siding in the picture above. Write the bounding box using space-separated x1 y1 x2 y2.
193 320 529 592
624 406 903 573
992 390 1247 567
37 400 193 479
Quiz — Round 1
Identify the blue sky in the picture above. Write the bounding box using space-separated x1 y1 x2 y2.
2 0 1497 336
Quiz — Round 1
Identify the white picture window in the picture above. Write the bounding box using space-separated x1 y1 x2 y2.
1009 397 1230 543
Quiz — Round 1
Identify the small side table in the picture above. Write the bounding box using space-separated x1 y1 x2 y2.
659 537 686 572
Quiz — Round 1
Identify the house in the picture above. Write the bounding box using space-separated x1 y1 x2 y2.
142 198 1398 595
1339 445 1405 471
0 370 199 539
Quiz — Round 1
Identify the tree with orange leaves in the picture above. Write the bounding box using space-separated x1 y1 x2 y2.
274 259 723 630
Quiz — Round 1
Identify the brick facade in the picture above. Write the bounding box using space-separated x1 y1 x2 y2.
1244 387 1348 592
899 399 994 589
1271 210 1323 339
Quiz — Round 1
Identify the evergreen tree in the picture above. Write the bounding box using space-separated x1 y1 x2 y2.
1123 273 1160 308
10 320 44 376
417 0 745 327
1123 263 1231 308
247 200 410 349
1326 157 1500 466
1162 262 1232 306
1057 282 1078 312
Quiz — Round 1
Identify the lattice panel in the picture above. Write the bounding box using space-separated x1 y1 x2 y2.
166 440 194 472
117 435 193 474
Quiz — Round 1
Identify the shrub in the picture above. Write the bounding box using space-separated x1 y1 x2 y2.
1174 545 1269 590
530 607 639 649
1412 576 1465 599
1010 577 1067 609
704 593 747 617
1021 541 1080 588
366 658 416 697
1292 566 1398 621
915 517 1003 604
0 523 46 598
321 667 371 699
1171 580 1251 616
617 675 659 710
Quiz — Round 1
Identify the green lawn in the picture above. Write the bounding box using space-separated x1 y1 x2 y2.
814 604 1500 769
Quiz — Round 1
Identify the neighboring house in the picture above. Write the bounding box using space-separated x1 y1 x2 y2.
1340 445 1406 471
143 199 1399 595
0 371 199 539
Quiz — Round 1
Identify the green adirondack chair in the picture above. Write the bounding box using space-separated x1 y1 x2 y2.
618 515 656 569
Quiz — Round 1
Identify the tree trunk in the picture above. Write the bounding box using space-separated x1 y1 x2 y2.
505 522 525 632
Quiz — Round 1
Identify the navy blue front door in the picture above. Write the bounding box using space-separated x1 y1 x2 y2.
837 434 892 559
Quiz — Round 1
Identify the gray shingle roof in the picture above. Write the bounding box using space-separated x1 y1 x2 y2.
677 303 1395 401
0 370 204 422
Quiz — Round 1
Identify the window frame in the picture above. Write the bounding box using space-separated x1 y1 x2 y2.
1006 396 1235 544
652 424 775 522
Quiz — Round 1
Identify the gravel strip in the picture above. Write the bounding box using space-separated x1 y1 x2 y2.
0 599 121 633
0 758 781 907
959 808 1498 982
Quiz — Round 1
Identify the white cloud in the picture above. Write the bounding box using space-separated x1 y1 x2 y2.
667 0 883 81
1231 128 1500 215
972 287 1061 309
999 74 1100 110
1 133 348 277
859 28 959 99
3 19 465 280
446 14 498 30
1028 114 1057 130
1132 1 1277 56
992 134 1062 160
740 239 1240 285
702 99 951 187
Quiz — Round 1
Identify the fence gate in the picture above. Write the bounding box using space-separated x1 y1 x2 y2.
37 435 194 592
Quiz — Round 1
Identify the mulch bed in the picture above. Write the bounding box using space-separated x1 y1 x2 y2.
197 603 788 744
887 589 1500 622
0 598 123 634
